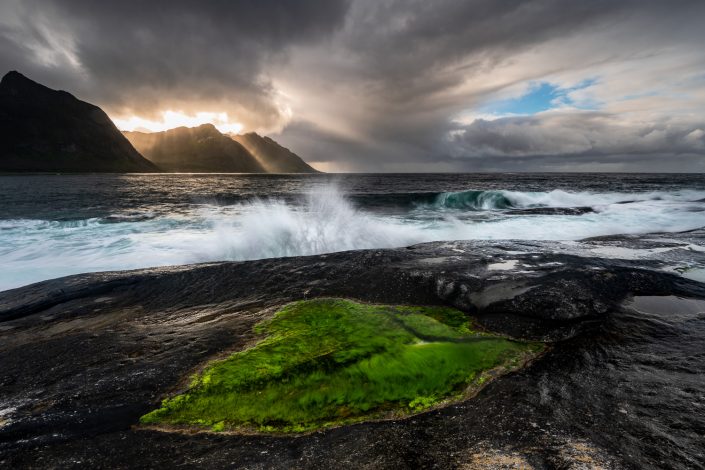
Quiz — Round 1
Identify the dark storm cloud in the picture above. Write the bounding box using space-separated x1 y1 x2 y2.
273 0 705 171
339 0 625 101
273 0 632 166
0 0 350 129
448 113 705 157
441 112 705 171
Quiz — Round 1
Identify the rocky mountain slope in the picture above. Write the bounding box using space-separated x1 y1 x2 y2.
124 125 318 173
0 71 158 173
231 132 318 173
124 124 265 173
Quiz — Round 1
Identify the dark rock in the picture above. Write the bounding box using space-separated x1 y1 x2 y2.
0 71 159 173
505 206 595 215
1 232 705 468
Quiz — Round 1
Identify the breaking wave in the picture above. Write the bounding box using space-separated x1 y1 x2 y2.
418 188 705 211
200 187 425 260
1 185 704 291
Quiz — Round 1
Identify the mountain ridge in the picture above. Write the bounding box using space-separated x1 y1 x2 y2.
230 132 319 173
124 124 319 174
0 70 318 174
0 71 159 173
123 124 265 173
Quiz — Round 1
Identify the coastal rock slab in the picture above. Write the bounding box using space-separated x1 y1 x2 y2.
1 231 705 468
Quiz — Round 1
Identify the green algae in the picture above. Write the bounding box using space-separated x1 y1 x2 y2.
140 298 543 433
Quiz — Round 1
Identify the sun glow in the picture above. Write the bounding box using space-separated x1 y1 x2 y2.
113 110 244 134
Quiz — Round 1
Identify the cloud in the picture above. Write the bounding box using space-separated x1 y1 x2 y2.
446 111 705 158
273 0 705 171
1 0 705 171
0 0 350 132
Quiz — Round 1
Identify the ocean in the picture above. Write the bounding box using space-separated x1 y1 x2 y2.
1 172 704 292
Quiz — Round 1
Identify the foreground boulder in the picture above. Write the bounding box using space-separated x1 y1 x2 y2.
1 231 704 468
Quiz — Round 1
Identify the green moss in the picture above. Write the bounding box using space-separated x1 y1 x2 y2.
211 421 225 432
140 298 543 433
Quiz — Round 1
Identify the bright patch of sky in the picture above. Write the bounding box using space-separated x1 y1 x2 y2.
113 110 244 134
478 78 600 118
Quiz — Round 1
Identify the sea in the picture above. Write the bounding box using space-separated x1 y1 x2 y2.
1 172 704 292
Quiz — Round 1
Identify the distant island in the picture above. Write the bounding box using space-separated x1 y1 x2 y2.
0 71 318 173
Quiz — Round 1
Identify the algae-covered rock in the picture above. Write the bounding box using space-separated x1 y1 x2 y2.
141 299 543 433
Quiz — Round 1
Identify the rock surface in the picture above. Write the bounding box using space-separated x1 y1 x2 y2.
0 71 159 173
1 231 705 468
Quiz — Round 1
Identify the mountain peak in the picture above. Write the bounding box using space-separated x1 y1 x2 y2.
1 70 25 83
161 122 220 137
123 125 265 173
161 122 220 134
194 123 221 135
0 71 159 172
0 70 84 109
1 70 56 93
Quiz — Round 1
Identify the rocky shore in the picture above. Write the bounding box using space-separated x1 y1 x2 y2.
2 230 705 469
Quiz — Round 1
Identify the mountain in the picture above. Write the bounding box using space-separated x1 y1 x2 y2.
124 124 265 173
124 125 319 173
230 132 319 173
0 71 158 172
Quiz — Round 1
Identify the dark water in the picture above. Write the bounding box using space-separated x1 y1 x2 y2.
1 173 704 219
0 173 704 291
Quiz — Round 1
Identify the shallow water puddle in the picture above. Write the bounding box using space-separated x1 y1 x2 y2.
588 246 675 259
681 268 705 283
627 295 705 316
487 259 519 270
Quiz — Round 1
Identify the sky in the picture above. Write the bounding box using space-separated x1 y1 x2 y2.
1 0 705 172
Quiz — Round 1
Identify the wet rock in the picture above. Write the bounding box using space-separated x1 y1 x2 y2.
1 231 705 468
505 206 595 216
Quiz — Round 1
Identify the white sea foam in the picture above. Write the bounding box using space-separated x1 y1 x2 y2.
431 188 705 210
1 185 704 291
198 186 424 260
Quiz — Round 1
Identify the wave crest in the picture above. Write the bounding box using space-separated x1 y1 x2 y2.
203 186 423 260
425 188 705 211
431 190 514 210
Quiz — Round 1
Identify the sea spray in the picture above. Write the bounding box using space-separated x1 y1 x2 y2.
196 185 705 260
1 184 704 292
203 185 426 260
